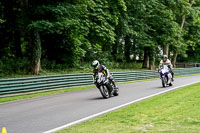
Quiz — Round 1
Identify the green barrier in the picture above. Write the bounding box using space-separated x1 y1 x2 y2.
0 67 200 97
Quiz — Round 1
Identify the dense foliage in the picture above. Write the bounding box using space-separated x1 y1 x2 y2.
0 0 200 75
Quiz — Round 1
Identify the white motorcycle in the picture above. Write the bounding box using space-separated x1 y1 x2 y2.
159 65 173 87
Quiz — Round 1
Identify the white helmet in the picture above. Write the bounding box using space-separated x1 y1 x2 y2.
92 60 99 69
162 55 168 62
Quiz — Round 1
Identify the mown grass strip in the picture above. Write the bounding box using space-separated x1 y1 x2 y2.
57 82 200 133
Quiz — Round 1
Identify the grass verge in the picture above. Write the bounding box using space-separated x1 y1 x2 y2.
57 82 200 133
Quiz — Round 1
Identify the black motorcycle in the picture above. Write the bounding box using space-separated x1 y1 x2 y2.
94 72 119 99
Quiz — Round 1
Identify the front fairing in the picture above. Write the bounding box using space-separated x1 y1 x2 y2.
160 67 170 77
96 72 106 85
95 72 112 91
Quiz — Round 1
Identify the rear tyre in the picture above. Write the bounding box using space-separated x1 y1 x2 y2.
169 81 173 86
99 85 110 99
113 87 119 96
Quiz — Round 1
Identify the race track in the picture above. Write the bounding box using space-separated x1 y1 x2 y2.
0 75 199 133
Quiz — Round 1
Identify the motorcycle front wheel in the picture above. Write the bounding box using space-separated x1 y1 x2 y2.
162 77 167 87
99 85 110 99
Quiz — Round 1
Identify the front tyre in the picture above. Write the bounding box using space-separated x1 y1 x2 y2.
162 77 167 87
99 85 110 99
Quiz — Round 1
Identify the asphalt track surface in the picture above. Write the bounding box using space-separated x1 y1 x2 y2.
0 75 200 133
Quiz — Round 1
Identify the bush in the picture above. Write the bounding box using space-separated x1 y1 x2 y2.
0 57 30 77
103 61 142 70
0 58 144 78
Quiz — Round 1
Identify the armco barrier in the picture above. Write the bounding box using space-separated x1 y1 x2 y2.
0 67 200 97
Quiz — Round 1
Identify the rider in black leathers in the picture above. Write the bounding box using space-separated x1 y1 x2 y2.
92 60 118 89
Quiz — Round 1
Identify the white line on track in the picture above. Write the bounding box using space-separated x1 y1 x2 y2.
44 81 199 133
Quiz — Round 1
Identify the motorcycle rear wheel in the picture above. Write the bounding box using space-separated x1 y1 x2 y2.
113 87 119 96
169 81 173 86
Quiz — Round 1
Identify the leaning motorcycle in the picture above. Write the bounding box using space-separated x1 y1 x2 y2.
159 66 173 87
94 72 119 99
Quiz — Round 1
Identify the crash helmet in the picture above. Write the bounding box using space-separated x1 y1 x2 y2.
92 60 100 69
162 55 168 62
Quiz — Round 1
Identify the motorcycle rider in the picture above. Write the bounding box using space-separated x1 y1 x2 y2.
159 55 174 81
92 60 118 90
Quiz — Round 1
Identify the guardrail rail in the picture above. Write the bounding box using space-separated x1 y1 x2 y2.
0 67 200 97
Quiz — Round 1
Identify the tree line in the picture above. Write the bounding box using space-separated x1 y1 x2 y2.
0 0 200 75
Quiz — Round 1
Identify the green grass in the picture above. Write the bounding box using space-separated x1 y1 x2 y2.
57 82 200 133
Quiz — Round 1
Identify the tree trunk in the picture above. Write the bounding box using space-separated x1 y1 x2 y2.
31 58 41 75
179 0 193 36
149 58 155 70
142 47 149 68
163 44 169 56
172 52 178 67
172 0 194 66
149 48 155 70
180 15 185 32
29 29 41 75
124 35 131 62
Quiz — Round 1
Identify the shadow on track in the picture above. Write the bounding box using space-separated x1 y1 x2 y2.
88 97 105 100
155 85 174 89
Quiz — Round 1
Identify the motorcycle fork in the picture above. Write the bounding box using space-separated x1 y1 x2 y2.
165 75 168 83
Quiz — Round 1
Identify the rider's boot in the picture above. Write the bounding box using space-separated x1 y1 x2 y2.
111 80 116 88
171 72 174 81
112 80 118 91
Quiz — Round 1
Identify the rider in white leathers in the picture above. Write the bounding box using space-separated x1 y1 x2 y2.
159 55 174 81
